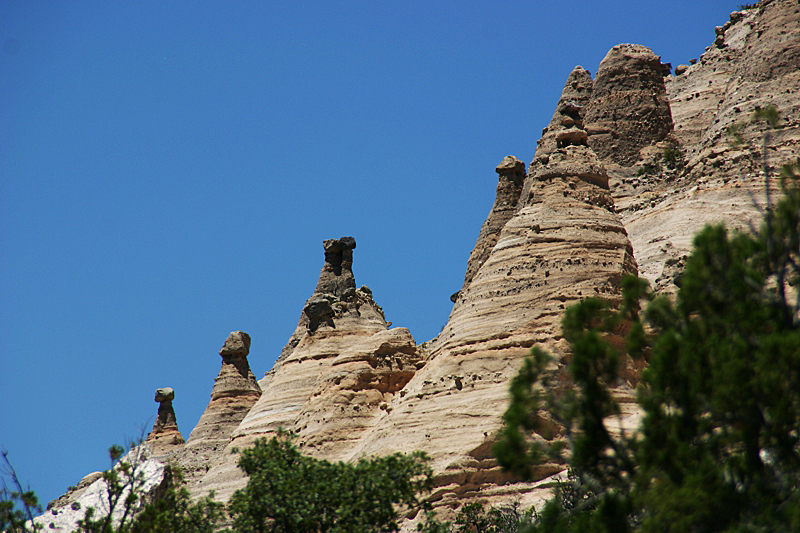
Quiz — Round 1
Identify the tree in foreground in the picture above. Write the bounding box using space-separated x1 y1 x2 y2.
227 430 434 533
1 450 42 533
495 113 800 532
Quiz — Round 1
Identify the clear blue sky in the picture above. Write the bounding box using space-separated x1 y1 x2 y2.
2 0 739 507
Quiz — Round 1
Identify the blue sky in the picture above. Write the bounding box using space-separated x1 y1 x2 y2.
2 0 739 507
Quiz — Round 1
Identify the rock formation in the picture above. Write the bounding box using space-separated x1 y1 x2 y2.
145 387 185 457
613 0 800 294
43 1 800 528
38 447 167 533
191 237 423 502
177 331 261 494
584 44 674 166
341 67 640 516
458 155 526 296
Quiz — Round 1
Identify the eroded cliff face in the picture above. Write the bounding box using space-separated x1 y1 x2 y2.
614 0 800 294
189 238 424 502
45 0 800 527
185 0 800 516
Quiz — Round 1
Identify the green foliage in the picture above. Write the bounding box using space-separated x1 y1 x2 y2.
227 429 433 533
417 501 533 533
73 442 152 533
661 148 684 170
1 450 42 533
636 162 661 177
636 148 684 177
124 469 224 533
496 115 800 531
4 430 433 533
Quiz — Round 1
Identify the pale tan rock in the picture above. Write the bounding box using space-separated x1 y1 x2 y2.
341 69 638 516
190 239 419 502
176 331 261 496
460 155 526 294
584 44 674 165
617 0 800 295
145 387 185 457
534 66 593 158
84 1 797 525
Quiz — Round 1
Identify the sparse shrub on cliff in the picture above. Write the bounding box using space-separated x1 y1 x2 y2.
417 501 533 533
661 147 684 170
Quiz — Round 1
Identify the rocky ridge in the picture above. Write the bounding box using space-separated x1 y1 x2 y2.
44 0 800 528
188 237 424 502
615 0 800 293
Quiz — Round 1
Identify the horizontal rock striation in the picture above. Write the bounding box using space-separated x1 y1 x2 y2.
145 387 185 457
614 0 800 295
459 155 526 297
47 3 800 528
177 331 261 496
341 69 640 516
191 237 423 502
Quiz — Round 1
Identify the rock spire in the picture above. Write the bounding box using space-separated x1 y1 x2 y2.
145 387 185 456
190 237 422 502
175 331 261 495
584 44 674 165
458 156 526 297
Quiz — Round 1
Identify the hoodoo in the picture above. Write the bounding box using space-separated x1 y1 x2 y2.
145 387 185 457
191 237 422 502
41 2 800 529
177 331 261 495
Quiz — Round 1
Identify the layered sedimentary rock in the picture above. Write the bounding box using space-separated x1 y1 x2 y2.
614 0 800 294
178 331 261 494
458 156 526 296
534 65 593 158
45 2 800 527
145 387 185 457
584 44 674 166
192 237 423 502
340 70 640 517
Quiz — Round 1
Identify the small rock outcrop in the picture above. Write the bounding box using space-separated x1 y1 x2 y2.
37 447 167 533
176 331 261 495
145 387 185 456
584 44 674 166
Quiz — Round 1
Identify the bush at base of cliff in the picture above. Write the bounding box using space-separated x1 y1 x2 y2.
227 430 433 533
